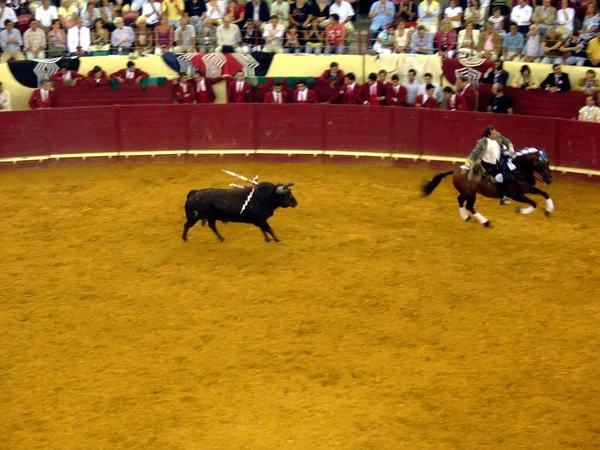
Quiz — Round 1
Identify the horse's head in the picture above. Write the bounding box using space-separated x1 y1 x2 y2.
533 150 553 185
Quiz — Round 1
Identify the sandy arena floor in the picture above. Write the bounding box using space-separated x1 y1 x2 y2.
1 162 599 450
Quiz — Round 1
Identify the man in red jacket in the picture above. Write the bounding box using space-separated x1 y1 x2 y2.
192 70 228 103
442 86 466 110
386 74 407 106
413 83 439 108
50 63 84 87
227 70 253 103
361 72 385 105
292 79 318 103
457 75 476 111
110 61 149 85
337 72 362 104
264 82 288 104
87 65 109 87
173 72 194 104
318 61 344 89
29 79 55 109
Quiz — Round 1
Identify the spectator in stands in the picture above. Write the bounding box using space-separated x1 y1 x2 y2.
111 60 149 84
532 0 556 36
163 0 184 28
556 0 574 38
247 0 270 28
173 72 194 103
271 0 290 27
394 19 411 53
292 79 318 103
578 95 600 121
285 25 302 53
193 70 228 103
264 81 288 103
374 23 396 54
328 0 355 43
90 18 110 53
185 0 205 30
417 71 442 102
483 60 509 85
58 0 78 28
81 2 100 28
227 0 246 27
457 19 479 57
386 74 407 106
370 0 395 46
263 14 284 53
241 19 262 52
24 19 46 59
0 19 23 62
444 0 462 29
511 0 533 35
511 64 539 89
441 86 465 110
586 31 600 67
305 18 324 53
417 0 440 33
206 0 225 24
67 17 91 56
325 13 345 54
503 23 524 61
464 0 484 30
313 0 330 27
0 80 11 111
133 17 152 54
154 14 174 54
559 30 586 66
0 0 16 32
111 17 134 54
266 82 290 107
541 63 571 93
413 83 438 108
478 22 502 60
436 18 456 58
457 75 476 110
29 79 55 109
403 68 419 104
228 70 253 103
35 0 58 30
197 17 217 52
580 69 598 95
581 3 600 42
50 63 84 86
522 23 542 62
361 72 385 105
174 14 196 52
337 72 362 104
410 24 432 54
488 83 514 113
216 14 241 52
487 7 504 35
397 0 418 26
99 0 116 26
541 27 564 64
319 61 344 89
47 18 66 57
140 0 161 28
87 65 109 87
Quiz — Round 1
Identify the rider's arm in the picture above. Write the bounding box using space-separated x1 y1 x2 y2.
498 133 515 156
466 139 484 165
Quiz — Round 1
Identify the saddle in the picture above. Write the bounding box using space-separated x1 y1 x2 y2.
465 162 487 183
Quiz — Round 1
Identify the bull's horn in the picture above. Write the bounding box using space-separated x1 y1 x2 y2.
276 185 289 194
284 182 295 187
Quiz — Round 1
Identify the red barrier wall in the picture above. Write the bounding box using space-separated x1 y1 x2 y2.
2 104 600 172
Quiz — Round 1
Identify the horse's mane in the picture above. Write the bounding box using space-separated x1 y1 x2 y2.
512 148 539 159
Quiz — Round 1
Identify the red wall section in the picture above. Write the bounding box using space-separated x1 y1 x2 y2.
0 104 598 173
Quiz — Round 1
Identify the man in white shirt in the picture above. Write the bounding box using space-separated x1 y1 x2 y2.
67 17 91 55
216 14 241 52
0 0 17 31
416 72 442 102
34 0 58 30
511 0 533 35
262 15 284 53
578 95 600 122
326 0 355 41
141 0 161 26
0 80 11 111
402 68 420 105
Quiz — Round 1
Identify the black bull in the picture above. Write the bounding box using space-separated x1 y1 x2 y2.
182 182 297 242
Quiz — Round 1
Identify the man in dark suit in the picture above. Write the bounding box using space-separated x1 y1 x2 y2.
264 82 289 103
292 79 318 103
245 0 269 26
192 70 228 103
227 70 253 103
337 72 363 104
541 64 571 93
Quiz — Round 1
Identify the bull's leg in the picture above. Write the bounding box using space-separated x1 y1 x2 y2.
182 204 198 241
182 221 194 241
208 219 225 242
256 221 279 243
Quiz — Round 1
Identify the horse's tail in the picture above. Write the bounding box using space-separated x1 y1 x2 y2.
421 171 454 197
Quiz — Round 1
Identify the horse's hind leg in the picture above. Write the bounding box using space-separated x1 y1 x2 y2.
466 195 491 228
512 193 537 215
457 194 471 222
532 187 554 216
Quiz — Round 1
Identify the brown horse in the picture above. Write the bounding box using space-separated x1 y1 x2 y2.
421 149 554 227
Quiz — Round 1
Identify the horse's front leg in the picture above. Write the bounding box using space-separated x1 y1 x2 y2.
531 187 554 216
512 192 538 215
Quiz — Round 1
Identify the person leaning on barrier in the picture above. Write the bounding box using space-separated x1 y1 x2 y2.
87 65 110 87
110 61 149 85
487 83 514 114
0 81 12 111
578 95 600 122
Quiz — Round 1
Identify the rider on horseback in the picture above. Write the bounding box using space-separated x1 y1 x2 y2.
465 125 514 205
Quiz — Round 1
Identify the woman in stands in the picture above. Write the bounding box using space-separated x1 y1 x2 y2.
511 65 539 90
154 13 173 54
305 18 324 53
47 18 67 57
135 16 154 54
90 18 110 54
463 0 484 30
457 20 479 58
556 0 575 37
226 0 245 27
394 19 411 53
581 2 600 42
436 18 456 58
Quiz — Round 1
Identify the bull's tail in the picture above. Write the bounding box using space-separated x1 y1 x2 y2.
421 171 454 197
